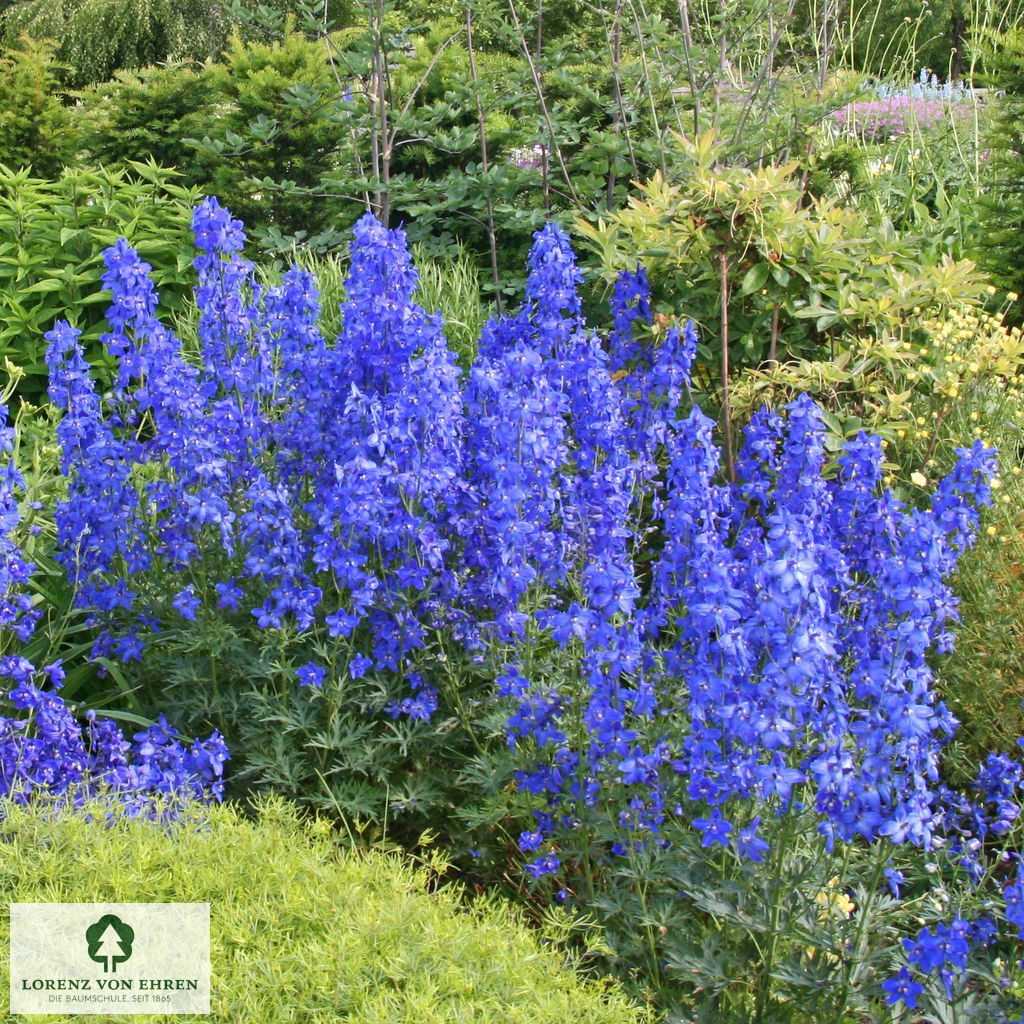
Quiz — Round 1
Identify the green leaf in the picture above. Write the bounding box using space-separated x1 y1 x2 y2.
739 261 770 295
21 278 64 295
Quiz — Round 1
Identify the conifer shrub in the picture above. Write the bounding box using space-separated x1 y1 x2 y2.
975 29 1024 314
75 62 214 179
0 36 75 177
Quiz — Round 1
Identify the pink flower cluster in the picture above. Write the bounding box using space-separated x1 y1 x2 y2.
832 96 966 141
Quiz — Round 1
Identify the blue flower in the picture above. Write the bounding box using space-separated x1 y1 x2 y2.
884 865 905 898
40 201 1010 938
172 586 200 621
693 808 732 848
525 854 561 879
296 662 326 688
736 817 769 862
349 654 373 679
215 579 244 612
519 830 544 852
882 966 924 1009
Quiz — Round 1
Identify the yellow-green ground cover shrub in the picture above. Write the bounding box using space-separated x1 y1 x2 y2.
0 799 649 1024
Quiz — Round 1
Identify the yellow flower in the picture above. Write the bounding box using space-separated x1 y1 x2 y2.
911 471 928 486
815 877 855 923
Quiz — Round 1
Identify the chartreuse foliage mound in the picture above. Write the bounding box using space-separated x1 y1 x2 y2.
0 799 648 1024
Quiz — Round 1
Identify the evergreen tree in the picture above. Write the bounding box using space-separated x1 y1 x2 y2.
0 35 74 174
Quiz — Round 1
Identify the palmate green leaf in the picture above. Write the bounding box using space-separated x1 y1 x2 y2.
683 890 774 934
663 935 737 995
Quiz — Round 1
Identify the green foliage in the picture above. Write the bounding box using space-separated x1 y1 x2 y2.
1 0 227 87
161 3 796 282
0 798 651 1023
0 35 74 176
544 791 1023 1022
973 29 1024 309
50 0 926 292
941 462 1024 782
578 130 987 383
76 62 214 176
410 243 490 367
0 162 200 399
190 29 355 249
812 87 993 266
731 300 1024 467
840 0 968 79
922 342 1024 780
117 600 510 842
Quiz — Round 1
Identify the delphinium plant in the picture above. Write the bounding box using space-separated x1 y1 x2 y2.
0 389 228 815
45 199 1024 1021
46 198 538 831
496 265 1024 1022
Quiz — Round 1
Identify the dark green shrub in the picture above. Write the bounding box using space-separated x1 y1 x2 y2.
974 29 1024 313
121 604 516 845
76 62 214 179
0 798 651 1024
192 30 354 248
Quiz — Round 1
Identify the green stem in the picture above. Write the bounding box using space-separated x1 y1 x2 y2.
836 840 889 1012
753 808 794 1022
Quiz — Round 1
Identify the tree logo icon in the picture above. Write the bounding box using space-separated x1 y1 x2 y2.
86 915 135 973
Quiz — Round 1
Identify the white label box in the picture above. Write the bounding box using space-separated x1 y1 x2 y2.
10 903 210 1015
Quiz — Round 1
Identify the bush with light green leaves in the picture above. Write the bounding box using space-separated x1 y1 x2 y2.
0 162 200 401
0 798 651 1024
